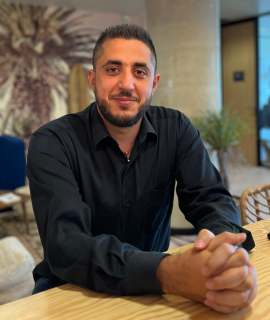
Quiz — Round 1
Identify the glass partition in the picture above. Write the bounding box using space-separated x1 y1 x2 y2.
258 14 270 167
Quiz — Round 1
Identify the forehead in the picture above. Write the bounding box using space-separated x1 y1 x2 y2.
98 38 153 68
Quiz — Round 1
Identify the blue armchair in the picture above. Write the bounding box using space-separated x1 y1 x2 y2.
0 135 26 190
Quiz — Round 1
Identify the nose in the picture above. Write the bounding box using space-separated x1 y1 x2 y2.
118 70 135 91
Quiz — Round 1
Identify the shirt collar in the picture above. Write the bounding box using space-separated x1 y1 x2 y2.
90 103 111 151
138 112 157 144
88 102 157 150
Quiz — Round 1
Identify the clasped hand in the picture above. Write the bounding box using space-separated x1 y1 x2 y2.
157 230 257 314
194 230 257 313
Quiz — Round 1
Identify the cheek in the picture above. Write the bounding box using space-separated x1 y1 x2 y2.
101 79 118 96
138 85 152 100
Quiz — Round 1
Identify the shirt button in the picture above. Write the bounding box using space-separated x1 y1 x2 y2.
125 202 130 208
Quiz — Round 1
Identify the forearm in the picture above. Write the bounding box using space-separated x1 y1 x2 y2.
157 255 179 294
157 248 210 302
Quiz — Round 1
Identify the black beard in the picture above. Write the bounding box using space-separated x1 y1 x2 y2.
94 88 152 128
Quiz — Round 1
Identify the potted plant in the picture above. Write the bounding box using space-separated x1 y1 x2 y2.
193 108 248 191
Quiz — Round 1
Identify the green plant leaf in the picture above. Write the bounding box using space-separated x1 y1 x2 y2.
192 108 249 150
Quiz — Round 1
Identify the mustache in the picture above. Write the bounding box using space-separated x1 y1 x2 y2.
110 91 140 102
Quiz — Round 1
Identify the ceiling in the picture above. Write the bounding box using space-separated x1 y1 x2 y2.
0 0 146 15
1 0 270 22
220 0 270 22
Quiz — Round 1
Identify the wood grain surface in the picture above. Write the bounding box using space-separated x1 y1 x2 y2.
1 220 270 320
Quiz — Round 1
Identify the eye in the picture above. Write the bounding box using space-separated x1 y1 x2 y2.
135 70 146 77
107 68 119 73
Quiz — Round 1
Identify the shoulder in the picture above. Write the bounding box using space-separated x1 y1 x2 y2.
146 105 190 125
146 106 190 123
33 107 90 137
146 106 198 144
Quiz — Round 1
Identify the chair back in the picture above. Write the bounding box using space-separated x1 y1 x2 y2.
0 135 26 190
240 182 270 225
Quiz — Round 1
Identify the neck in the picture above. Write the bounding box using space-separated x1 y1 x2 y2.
97 109 142 152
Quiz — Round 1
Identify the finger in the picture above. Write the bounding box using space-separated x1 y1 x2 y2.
241 282 258 308
202 243 236 276
207 232 247 252
233 264 257 292
218 248 249 273
205 289 250 307
194 229 215 250
206 265 248 290
204 300 240 314
208 248 249 278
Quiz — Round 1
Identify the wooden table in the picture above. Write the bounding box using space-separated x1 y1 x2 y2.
1 219 270 320
0 190 30 234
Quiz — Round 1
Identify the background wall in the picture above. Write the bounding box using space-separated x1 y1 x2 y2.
145 0 222 118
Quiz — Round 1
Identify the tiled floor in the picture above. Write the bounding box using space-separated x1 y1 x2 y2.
168 235 197 251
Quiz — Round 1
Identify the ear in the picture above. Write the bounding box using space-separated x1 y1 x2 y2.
152 73 160 94
88 69 95 92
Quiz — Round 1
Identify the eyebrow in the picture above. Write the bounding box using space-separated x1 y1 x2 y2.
101 60 122 68
134 62 150 73
101 60 150 73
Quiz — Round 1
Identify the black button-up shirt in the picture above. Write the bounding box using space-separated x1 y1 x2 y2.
27 102 244 296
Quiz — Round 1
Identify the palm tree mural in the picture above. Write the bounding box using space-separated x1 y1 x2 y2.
0 3 98 147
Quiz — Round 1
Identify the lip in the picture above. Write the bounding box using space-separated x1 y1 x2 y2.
113 98 137 106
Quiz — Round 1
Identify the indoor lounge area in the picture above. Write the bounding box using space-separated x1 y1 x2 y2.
0 0 270 319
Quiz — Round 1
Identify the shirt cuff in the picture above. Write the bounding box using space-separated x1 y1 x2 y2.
230 222 255 251
124 251 170 295
211 223 255 252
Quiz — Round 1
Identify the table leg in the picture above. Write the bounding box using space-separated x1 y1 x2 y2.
22 202 30 235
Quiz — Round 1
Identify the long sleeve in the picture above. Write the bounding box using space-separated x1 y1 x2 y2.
27 130 168 295
174 119 254 250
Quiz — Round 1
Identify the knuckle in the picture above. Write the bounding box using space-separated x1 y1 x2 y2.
252 265 258 279
240 265 249 278
237 248 249 264
221 243 234 254
245 280 253 291
242 300 250 308
222 231 231 242
240 292 249 303
243 302 250 308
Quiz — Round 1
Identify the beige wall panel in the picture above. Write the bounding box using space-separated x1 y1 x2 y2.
146 0 222 118
222 21 257 165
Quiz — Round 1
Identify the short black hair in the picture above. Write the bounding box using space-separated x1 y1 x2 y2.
92 24 157 73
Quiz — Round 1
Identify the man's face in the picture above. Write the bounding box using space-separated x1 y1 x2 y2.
88 38 160 127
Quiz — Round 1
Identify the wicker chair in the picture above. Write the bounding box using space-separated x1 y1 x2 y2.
240 182 270 226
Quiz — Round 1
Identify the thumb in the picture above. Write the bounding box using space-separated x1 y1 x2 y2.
194 229 215 250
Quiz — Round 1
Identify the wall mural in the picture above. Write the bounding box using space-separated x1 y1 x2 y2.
0 3 144 148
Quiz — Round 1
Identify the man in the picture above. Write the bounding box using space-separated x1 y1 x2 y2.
27 24 257 313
